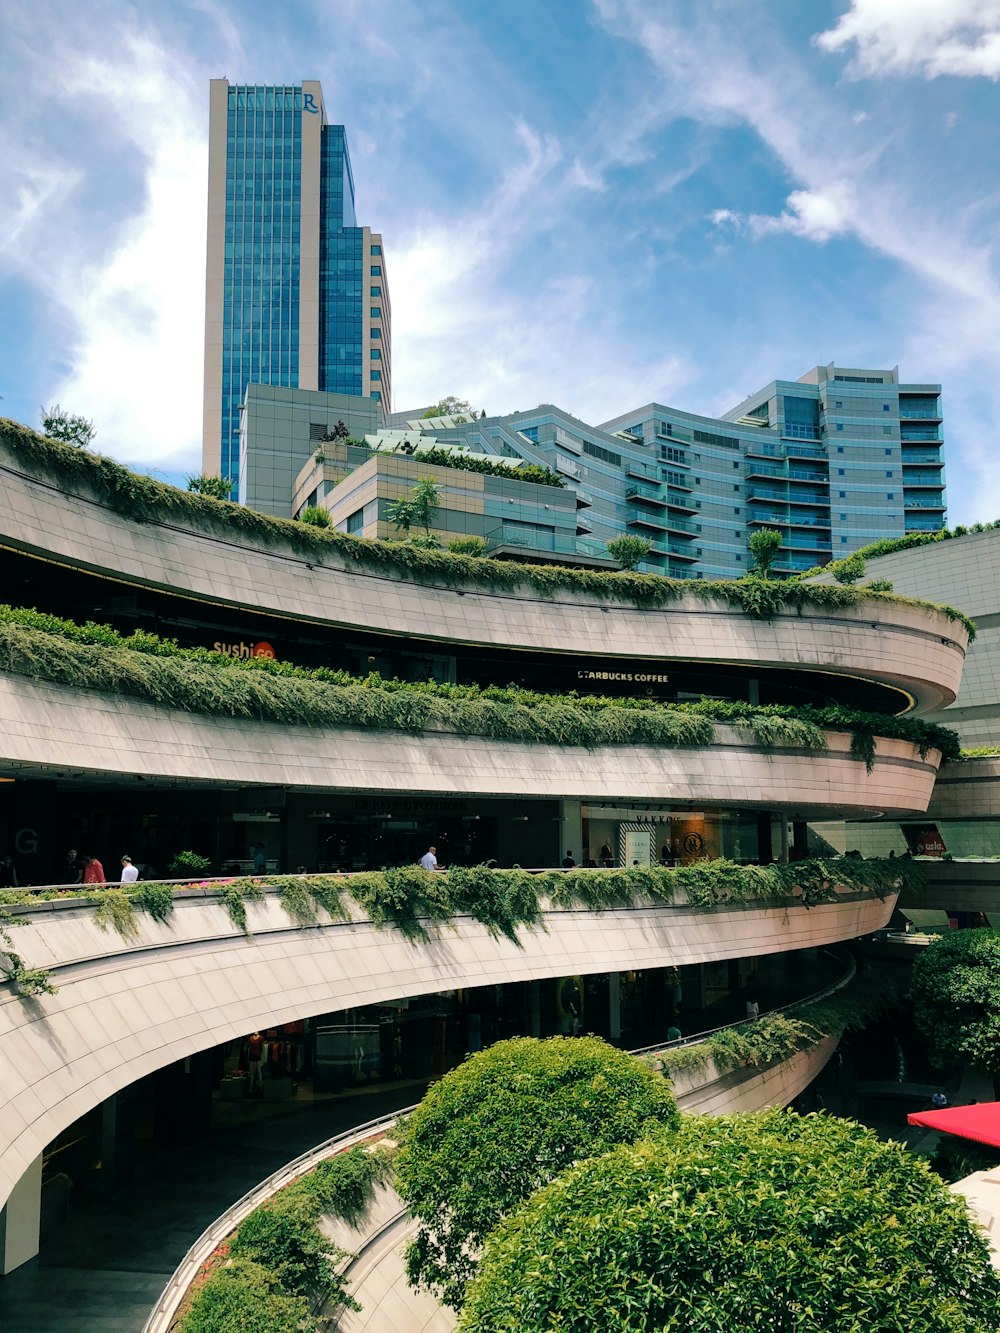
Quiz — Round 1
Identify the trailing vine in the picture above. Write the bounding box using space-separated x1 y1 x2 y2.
0 605 961 765
0 418 974 636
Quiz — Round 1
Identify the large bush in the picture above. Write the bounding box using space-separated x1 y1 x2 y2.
459 1109 1000 1332
395 1036 679 1309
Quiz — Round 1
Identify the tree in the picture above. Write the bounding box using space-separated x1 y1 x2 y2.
388 477 441 539
395 1036 679 1310
459 1108 1000 1332
422 396 475 419
911 929 1000 1090
40 404 95 449
748 526 783 578
447 537 489 557
322 419 350 442
186 474 231 501
606 534 653 571
833 552 867 585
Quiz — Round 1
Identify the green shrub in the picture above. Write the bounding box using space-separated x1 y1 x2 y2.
93 888 138 939
397 1036 679 1309
186 474 230 501
459 1110 1000 1332
0 418 974 635
169 850 211 877
606 534 653 571
298 504 331 528
180 1257 316 1333
447 536 489 557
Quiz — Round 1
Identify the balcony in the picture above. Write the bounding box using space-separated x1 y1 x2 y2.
904 498 947 511
748 511 830 530
900 450 943 466
785 442 827 461
626 506 670 532
902 475 946 489
662 514 701 536
788 468 827 483
625 458 659 483
665 489 698 513
748 487 828 507
664 542 699 561
626 483 667 507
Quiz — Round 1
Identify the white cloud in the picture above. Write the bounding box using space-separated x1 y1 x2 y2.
815 0 1000 80
596 0 1000 519
749 187 854 243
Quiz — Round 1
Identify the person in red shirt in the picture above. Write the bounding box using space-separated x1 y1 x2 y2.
82 854 106 885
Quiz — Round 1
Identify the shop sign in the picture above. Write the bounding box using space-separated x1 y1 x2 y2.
213 640 277 660
577 669 669 684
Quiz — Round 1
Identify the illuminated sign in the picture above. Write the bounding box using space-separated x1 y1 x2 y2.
577 669 669 684
213 640 277 660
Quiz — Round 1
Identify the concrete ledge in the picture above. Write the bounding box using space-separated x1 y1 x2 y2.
0 675 942 818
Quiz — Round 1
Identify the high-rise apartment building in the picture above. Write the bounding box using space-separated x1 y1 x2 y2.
202 79 390 486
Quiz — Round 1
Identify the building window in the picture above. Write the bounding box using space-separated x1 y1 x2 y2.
371 328 380 338
733 484 739 492
883 427 892 435
886 470 893 477
883 404 890 411
887 492 894 499
733 460 739 468
839 491 846 498
734 507 741 515
371 348 381 359
841 536 848 544
371 307 380 317
370 287 381 297
840 513 847 520
837 446 844 453
371 244 381 255
836 424 844 431
371 266 381 276
346 508 365 534
371 390 381 402
371 369 381 381
838 468 845 476
885 447 892 454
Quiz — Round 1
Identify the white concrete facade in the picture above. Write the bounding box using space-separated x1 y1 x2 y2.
0 445 968 714
0 887 895 1219
0 675 941 819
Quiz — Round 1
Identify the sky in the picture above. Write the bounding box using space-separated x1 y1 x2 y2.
2 0 1000 518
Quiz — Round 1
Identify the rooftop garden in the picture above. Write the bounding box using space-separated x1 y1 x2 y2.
0 418 975 636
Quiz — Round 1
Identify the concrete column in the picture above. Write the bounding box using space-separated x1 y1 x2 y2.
0 1154 42 1275
560 800 583 868
608 971 621 1041
529 981 541 1037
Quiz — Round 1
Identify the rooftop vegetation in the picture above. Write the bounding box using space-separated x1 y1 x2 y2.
0 418 975 636
798 518 1000 585
0 604 962 766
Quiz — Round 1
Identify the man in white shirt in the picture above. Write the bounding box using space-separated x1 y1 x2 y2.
120 855 139 883
419 846 439 871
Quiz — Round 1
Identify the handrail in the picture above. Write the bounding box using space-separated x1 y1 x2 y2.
141 948 858 1332
630 945 856 1057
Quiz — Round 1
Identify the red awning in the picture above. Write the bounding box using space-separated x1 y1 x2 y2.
907 1102 1000 1149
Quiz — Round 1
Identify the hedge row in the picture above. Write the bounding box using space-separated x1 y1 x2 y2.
0 604 963 765
177 1144 392 1333
0 418 975 634
798 519 1000 586
1 859 920 974
660 966 901 1077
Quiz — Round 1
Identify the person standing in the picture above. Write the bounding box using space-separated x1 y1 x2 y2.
0 855 17 889
82 853 106 886
419 846 440 871
120 856 139 884
65 848 84 886
562 850 577 868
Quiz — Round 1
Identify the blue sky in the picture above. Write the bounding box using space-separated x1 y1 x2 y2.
3 0 1000 517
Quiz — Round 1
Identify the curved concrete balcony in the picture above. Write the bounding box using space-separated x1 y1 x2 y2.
0 885 896 1215
0 675 941 819
0 445 966 713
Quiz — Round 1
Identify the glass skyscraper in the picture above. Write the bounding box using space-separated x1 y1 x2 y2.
202 80 390 485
